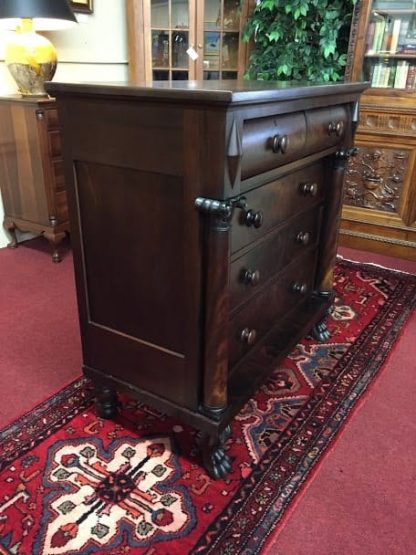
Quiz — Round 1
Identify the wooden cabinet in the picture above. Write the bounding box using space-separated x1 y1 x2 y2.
0 97 69 262
341 0 416 260
47 79 366 478
126 0 250 81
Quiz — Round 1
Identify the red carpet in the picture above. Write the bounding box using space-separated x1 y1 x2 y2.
0 238 81 427
264 316 416 555
1 256 415 554
264 247 416 555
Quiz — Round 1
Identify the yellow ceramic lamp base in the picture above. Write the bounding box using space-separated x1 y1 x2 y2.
5 19 57 97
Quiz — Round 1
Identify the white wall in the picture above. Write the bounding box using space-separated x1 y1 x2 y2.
0 0 128 247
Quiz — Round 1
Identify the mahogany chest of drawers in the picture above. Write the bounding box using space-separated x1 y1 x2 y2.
47 79 367 478
0 96 69 262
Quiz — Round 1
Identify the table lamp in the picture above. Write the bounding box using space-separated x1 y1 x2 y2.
0 0 77 97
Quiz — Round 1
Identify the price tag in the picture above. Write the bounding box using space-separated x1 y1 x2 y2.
186 47 199 61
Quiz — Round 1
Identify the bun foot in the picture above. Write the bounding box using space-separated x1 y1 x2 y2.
94 386 120 419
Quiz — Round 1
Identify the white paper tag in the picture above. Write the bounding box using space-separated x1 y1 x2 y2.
186 47 199 61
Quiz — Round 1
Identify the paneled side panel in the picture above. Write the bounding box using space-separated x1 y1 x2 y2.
76 162 187 353
74 161 199 408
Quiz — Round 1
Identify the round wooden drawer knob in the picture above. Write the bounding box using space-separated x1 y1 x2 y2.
299 182 318 196
291 282 308 295
240 327 257 345
296 231 310 245
328 120 344 137
242 269 261 286
271 134 289 154
243 209 264 228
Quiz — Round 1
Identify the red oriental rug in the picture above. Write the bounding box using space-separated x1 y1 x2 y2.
1 259 415 555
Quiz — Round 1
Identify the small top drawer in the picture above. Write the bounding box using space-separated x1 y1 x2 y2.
231 161 324 254
305 105 348 154
43 108 60 130
241 112 306 180
47 130 62 158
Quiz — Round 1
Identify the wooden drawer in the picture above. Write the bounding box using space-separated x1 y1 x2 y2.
231 161 324 254
228 248 317 368
54 190 69 222
43 108 60 129
230 206 322 310
241 112 306 180
305 106 348 154
51 160 66 193
48 130 62 158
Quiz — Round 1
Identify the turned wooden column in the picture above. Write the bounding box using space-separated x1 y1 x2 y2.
195 197 234 419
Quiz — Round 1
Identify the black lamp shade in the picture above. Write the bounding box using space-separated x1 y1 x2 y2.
0 0 77 29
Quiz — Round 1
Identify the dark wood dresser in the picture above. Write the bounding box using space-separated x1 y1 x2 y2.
47 79 367 478
0 96 69 262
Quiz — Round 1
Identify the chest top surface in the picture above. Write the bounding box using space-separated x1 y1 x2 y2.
46 79 368 106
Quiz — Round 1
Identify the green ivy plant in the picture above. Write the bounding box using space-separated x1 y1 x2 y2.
243 0 357 82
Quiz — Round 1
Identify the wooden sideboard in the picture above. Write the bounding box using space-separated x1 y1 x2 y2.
47 79 367 478
0 96 69 262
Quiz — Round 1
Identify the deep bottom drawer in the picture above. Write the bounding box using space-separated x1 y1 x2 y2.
228 248 317 368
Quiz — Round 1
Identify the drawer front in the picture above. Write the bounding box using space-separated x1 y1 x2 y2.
52 160 66 193
54 190 69 222
230 206 322 310
229 249 317 368
44 108 60 129
305 106 348 154
231 161 324 254
241 112 306 180
48 130 62 158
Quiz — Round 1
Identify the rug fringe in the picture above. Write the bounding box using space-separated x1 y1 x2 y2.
336 254 416 276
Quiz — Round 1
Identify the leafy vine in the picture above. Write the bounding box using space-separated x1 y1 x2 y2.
243 0 358 82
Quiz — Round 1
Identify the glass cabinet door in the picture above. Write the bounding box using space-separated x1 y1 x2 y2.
364 0 416 89
151 0 193 80
127 0 248 82
202 0 241 79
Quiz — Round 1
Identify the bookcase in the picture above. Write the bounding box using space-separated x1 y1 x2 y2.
341 0 416 260
366 1 416 88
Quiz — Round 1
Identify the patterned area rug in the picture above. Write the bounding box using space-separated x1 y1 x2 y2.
1 259 415 555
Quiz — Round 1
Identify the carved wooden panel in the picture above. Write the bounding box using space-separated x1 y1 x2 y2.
344 147 409 213
359 111 416 136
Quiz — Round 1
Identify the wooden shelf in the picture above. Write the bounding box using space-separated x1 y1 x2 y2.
372 9 416 15
365 53 416 58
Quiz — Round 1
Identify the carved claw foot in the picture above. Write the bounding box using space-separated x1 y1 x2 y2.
312 321 331 342
202 443 232 480
219 424 231 444
95 387 120 419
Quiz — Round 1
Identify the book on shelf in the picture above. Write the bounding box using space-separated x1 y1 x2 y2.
393 60 410 88
397 41 416 54
389 19 402 53
371 62 393 87
370 60 416 89
405 65 416 88
367 15 414 55
369 14 387 53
